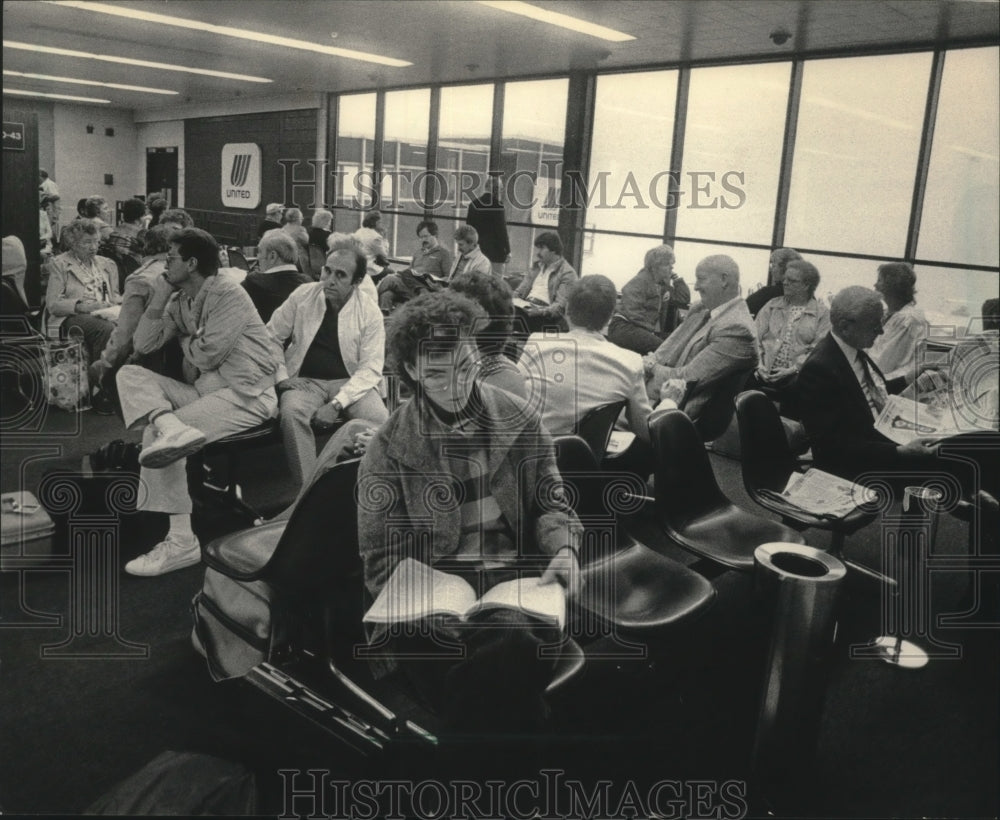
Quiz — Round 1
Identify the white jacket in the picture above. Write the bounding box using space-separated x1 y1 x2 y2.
267 282 385 408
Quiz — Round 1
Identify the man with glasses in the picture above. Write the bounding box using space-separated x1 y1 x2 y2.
607 244 691 355
267 247 389 492
376 219 453 313
116 228 284 576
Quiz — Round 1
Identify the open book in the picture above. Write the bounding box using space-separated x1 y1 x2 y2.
758 468 878 520
363 558 566 629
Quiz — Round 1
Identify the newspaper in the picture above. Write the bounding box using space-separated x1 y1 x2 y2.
874 394 972 446
760 468 877 519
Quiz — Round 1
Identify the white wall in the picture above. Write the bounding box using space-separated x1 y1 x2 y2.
136 120 185 207
52 104 138 220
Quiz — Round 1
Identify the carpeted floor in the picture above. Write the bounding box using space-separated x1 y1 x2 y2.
1 402 997 818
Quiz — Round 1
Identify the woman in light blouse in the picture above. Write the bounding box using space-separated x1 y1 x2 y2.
44 218 120 364
753 259 830 410
870 262 929 383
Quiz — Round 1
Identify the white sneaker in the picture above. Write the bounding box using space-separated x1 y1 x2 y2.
125 535 201 577
139 425 207 468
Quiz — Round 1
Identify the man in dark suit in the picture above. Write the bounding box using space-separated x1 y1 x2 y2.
797 286 958 482
465 174 510 273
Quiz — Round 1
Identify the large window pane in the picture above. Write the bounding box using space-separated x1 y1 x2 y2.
335 93 376 211
676 62 790 245
918 47 1000 267
785 53 931 257
588 71 678 236
382 88 430 213
435 84 494 220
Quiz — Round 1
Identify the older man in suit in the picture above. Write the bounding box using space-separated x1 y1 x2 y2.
643 254 757 438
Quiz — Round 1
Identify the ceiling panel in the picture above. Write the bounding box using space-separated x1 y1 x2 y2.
2 0 997 112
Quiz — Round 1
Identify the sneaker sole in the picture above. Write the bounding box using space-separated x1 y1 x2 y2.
124 549 201 577
138 434 207 468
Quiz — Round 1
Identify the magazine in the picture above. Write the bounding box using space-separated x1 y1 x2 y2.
758 468 877 520
363 557 566 629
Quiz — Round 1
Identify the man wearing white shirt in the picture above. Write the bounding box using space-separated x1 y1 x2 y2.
513 232 578 332
267 247 389 491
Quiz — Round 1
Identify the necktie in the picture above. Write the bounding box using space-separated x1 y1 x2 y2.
858 351 887 415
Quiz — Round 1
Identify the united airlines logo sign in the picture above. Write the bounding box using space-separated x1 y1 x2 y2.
220 143 261 209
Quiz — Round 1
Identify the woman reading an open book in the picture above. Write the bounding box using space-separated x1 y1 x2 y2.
357 291 583 734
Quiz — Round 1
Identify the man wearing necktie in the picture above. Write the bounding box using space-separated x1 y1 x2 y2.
796 286 941 483
643 255 757 438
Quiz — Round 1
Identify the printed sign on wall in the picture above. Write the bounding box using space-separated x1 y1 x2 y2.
3 121 26 151
220 142 261 209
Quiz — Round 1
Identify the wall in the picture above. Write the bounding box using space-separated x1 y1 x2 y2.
2 97 56 188
184 109 319 213
136 120 185 206
52 103 138 219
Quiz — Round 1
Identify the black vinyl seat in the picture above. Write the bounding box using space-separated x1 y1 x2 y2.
650 409 805 571
574 400 627 462
735 390 878 555
195 419 282 523
553 435 715 633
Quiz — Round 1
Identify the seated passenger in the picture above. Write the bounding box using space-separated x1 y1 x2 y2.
241 229 311 322
521 275 652 446
89 225 175 413
513 231 578 332
258 202 284 238
358 291 582 733
44 218 120 365
870 262 930 383
327 232 380 304
158 208 194 232
377 220 452 313
607 244 691 355
746 247 801 319
752 259 830 404
267 246 389 492
83 196 113 241
448 224 492 281
450 270 525 399
308 208 333 251
644 255 758 434
116 228 283 576
354 209 390 269
103 198 146 268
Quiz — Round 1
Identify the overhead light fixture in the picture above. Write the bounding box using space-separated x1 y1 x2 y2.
4 88 110 104
3 70 178 95
46 1 412 67
476 1 635 42
3 41 272 83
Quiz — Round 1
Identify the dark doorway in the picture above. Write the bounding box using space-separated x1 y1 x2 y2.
146 147 178 207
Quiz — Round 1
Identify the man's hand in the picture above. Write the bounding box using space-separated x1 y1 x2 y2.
148 274 177 309
897 437 939 459
75 299 107 314
660 377 686 404
275 377 314 394
350 427 375 457
540 547 583 599
759 366 797 384
311 400 342 432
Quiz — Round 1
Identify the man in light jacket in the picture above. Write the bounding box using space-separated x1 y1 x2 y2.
267 246 389 491
116 228 283 576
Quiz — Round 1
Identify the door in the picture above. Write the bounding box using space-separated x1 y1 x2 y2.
146 147 178 207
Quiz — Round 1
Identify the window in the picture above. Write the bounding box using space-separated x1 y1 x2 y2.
917 47 1000 268
675 62 790 245
436 84 494 219
785 53 932 257
588 70 678 237
382 88 430 213
335 93 376 211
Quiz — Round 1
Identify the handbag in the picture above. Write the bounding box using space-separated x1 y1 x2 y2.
190 567 285 682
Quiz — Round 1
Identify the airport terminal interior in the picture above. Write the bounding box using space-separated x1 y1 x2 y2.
2 1 999 817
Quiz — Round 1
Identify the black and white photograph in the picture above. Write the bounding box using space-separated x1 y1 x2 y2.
2 1 998 817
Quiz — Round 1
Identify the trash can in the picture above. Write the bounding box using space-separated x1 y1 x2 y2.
751 542 847 810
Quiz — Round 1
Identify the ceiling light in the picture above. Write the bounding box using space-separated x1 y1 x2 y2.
4 88 110 104
47 1 412 67
476 1 635 42
3 70 177 95
3 41 272 83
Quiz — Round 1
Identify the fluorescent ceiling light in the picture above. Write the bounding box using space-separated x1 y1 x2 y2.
4 88 110 103
3 70 178 95
47 1 412 67
476 1 635 42
3 41 272 83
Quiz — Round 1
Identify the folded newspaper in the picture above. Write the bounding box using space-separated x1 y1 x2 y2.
761 468 878 519
874 394 984 446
